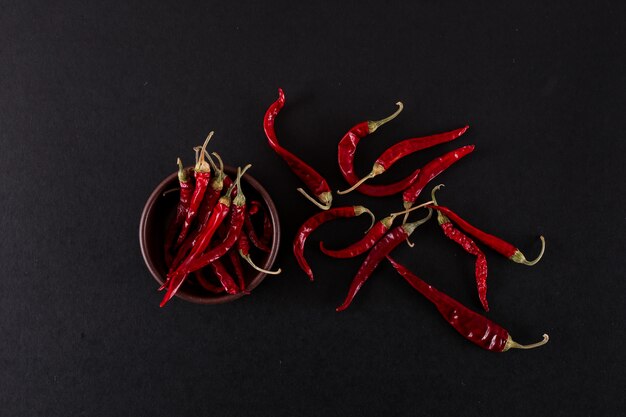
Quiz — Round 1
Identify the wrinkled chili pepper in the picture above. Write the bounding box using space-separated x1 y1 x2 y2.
339 125 469 194
249 200 273 247
244 208 270 253
402 145 475 214
184 166 251 272
431 185 489 311
337 102 423 197
336 208 432 312
175 132 214 246
238 232 281 275
263 88 333 210
387 257 549 352
430 188 546 266
228 247 247 291
209 259 239 295
294 206 375 281
195 270 226 294
318 201 433 259
160 175 235 307
164 158 193 267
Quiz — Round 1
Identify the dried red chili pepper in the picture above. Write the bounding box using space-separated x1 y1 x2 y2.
175 132 214 246
431 185 489 311
336 209 432 312
238 232 281 275
263 88 333 210
318 201 433 259
228 247 247 291
387 257 549 352
196 151 225 224
249 200 273 247
294 206 375 281
195 270 226 294
430 188 546 266
339 125 469 194
164 158 193 267
244 208 270 253
209 259 239 295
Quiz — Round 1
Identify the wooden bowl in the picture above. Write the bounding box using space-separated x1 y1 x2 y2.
139 166 280 304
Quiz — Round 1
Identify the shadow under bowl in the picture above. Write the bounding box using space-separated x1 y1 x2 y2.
139 166 280 304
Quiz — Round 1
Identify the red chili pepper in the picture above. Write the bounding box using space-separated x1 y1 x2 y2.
249 200 273 247
402 145 475 213
339 125 469 194
430 187 546 265
184 165 252 272
237 232 281 275
431 185 489 311
160 180 233 307
209 259 239 295
263 88 333 210
194 270 226 294
244 208 270 253
195 151 225 225
336 209 432 312
175 132 214 246
164 158 193 267
294 206 375 281
387 257 549 352
228 247 247 292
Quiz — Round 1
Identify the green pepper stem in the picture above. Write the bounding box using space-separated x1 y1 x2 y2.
504 334 549 351
510 236 546 266
367 102 404 133
297 188 332 210
240 251 281 275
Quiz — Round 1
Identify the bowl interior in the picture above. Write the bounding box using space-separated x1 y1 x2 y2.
139 166 280 304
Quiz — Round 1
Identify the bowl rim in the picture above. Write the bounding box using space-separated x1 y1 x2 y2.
139 165 281 304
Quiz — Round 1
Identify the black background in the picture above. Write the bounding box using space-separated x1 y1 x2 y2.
1 1 625 416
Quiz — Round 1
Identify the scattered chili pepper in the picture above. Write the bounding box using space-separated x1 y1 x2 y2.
164 158 193 267
336 208 432 312
238 232 281 275
402 145 475 214
195 270 226 294
318 201 433 259
294 205 375 281
339 125 469 194
430 188 546 266
337 102 413 196
175 132 214 246
263 88 333 210
431 185 489 311
387 257 549 352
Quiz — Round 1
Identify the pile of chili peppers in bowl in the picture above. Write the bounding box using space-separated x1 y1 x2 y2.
263 88 549 353
140 132 281 306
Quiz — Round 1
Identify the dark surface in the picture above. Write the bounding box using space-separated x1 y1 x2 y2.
1 1 624 416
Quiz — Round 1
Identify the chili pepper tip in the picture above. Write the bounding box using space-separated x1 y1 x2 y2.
510 236 546 266
503 334 549 351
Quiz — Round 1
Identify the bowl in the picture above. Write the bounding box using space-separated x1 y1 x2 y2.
139 166 281 304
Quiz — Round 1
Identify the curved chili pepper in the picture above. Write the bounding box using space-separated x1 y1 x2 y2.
238 232 281 275
244 208 270 253
431 185 489 311
339 125 469 194
320 216 394 259
249 200 273 247
294 206 375 281
263 88 333 210
432 204 546 266
402 145 475 212
228 248 247 292
194 270 226 294
209 259 239 295
161 183 233 307
336 209 432 312
176 132 214 246
164 158 193 267
387 257 549 352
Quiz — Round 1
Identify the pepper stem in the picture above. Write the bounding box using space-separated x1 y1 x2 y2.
431 184 451 225
510 236 546 266
195 131 214 172
336 163 386 195
354 206 376 232
367 102 404 133
239 251 282 275
297 188 332 210
389 200 435 220
177 158 188 182
503 334 549 351
233 164 252 206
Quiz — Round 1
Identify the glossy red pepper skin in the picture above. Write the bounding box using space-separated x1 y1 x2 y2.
263 88 332 206
386 257 509 352
335 225 409 311
244 209 270 253
402 145 475 207
432 205 517 258
185 204 246 272
319 217 392 259
228 248 246 291
209 259 239 294
195 270 226 294
176 170 211 246
237 231 251 256
294 206 370 281
375 126 469 170
161 198 231 307
164 172 193 267
440 221 489 312
250 201 273 247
